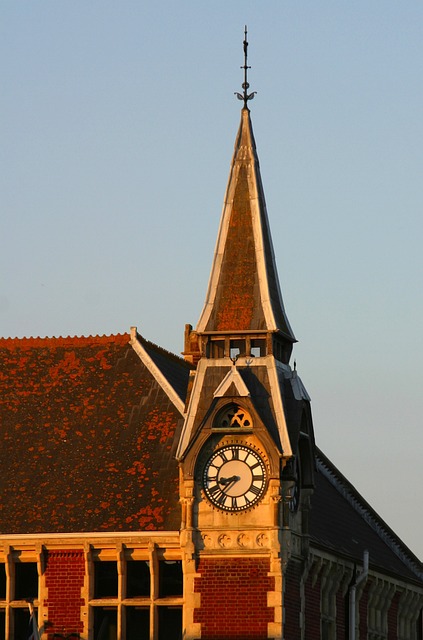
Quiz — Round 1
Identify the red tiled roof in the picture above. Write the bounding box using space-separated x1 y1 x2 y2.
0 334 188 533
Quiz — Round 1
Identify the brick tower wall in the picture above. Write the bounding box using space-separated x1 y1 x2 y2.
284 560 302 639
194 557 274 640
304 573 321 639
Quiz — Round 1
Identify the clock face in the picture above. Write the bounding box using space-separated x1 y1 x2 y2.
203 444 267 512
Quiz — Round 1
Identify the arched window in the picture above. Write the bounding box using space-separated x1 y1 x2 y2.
213 403 252 429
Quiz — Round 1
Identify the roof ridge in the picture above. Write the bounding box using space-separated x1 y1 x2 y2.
137 332 193 369
0 333 130 348
316 447 423 581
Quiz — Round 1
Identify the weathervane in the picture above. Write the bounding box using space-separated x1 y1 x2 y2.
235 26 257 108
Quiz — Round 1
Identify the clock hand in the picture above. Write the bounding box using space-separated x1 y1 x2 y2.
219 475 240 487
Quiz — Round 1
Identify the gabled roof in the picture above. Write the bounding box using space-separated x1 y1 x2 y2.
0 333 190 534
196 108 295 340
310 448 423 584
176 358 307 459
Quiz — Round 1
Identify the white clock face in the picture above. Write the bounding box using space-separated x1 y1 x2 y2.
203 445 267 511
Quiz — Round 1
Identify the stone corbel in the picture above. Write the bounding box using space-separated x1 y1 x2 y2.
310 554 323 588
398 589 423 639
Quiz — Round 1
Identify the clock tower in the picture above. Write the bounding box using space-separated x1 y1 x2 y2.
177 33 315 640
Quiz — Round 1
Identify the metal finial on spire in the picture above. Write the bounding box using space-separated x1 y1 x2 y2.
235 26 257 108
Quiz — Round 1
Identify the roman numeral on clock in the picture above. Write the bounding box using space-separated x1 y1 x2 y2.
248 485 262 496
204 445 266 511
208 484 222 496
216 491 227 506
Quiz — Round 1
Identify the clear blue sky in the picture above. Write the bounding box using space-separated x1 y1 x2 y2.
1 2 422 559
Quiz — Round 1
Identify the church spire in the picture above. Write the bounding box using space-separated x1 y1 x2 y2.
184 32 295 365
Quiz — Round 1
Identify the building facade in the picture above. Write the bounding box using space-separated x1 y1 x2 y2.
0 54 422 640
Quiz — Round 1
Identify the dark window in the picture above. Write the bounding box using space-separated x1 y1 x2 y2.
93 607 117 640
230 339 245 360
126 561 150 598
158 561 183 598
211 340 225 358
13 608 32 639
321 618 331 640
126 607 149 640
94 562 118 598
158 606 182 640
251 338 265 357
0 565 5 599
0 610 4 640
14 563 38 600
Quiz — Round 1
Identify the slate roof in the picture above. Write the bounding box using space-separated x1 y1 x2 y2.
310 448 423 585
0 334 190 534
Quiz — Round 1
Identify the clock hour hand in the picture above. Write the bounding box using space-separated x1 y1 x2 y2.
219 475 240 487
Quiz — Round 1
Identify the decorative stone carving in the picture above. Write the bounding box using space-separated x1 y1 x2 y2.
237 533 251 548
256 533 269 547
202 534 213 548
218 534 232 548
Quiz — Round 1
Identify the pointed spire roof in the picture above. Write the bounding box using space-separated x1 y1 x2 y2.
196 106 295 341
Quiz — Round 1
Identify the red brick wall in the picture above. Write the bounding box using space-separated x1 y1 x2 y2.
304 574 321 640
194 557 274 639
284 560 302 639
44 550 85 637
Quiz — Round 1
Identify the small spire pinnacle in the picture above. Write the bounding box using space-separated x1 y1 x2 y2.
235 26 257 108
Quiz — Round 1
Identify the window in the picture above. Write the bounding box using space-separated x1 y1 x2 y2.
321 592 336 640
94 561 118 598
93 607 117 640
213 403 252 429
89 551 183 640
13 608 34 639
159 561 183 598
250 338 265 357
229 339 245 360
209 339 225 358
126 561 150 598
15 562 38 600
126 607 149 639
320 563 342 640
368 580 395 640
398 588 423 640
158 606 183 640
0 565 5 600
0 558 39 640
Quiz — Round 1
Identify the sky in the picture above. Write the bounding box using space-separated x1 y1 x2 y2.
1 2 422 560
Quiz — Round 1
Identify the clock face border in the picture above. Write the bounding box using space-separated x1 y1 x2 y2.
202 444 267 512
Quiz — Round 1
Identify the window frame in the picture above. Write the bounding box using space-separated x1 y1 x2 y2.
88 547 183 640
0 552 40 640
